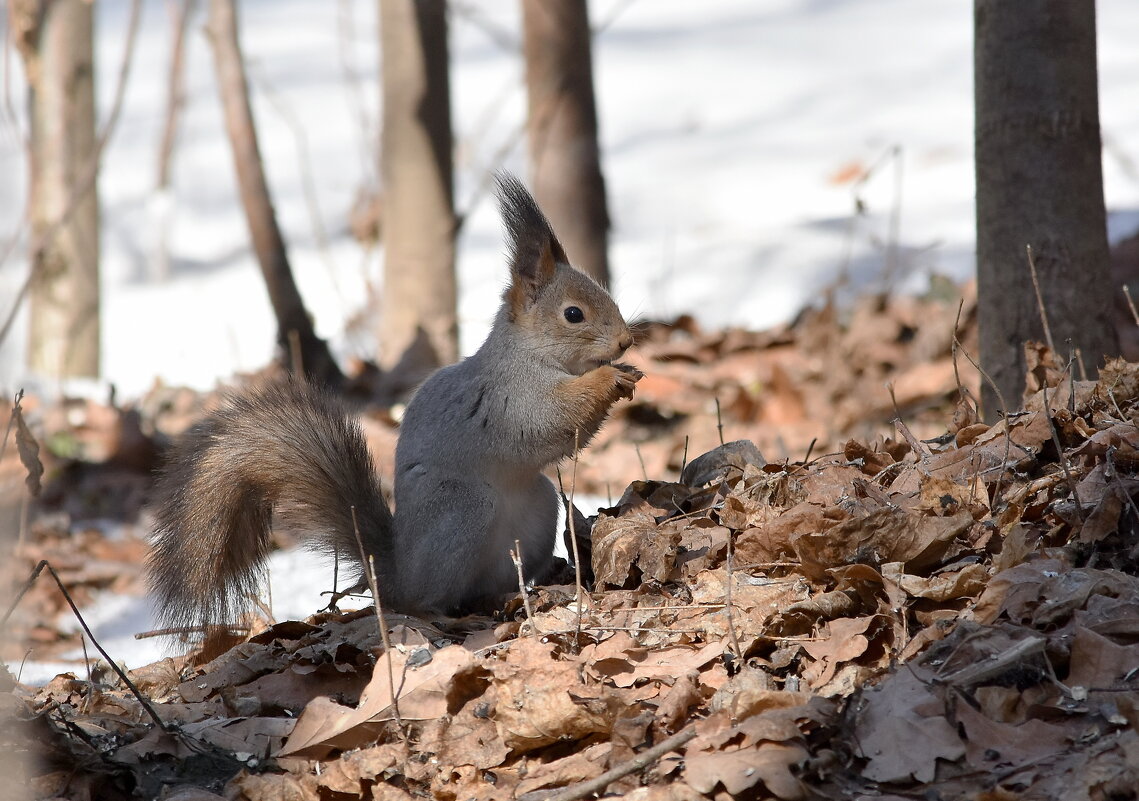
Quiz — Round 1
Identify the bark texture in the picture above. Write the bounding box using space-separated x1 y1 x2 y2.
378 0 457 374
974 0 1118 415
522 0 610 288
206 0 343 387
19 0 100 378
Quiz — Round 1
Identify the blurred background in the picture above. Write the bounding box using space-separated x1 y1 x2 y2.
3 0 1139 684
1 0 1135 399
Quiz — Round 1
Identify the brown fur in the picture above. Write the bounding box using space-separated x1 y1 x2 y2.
148 379 394 632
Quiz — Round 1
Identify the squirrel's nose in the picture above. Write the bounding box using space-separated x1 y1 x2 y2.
618 334 634 352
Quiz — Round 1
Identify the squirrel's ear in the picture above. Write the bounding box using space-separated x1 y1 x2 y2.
496 172 567 313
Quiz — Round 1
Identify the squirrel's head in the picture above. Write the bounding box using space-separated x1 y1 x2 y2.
496 173 633 375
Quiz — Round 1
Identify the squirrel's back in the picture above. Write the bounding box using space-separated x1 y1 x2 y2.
148 379 394 632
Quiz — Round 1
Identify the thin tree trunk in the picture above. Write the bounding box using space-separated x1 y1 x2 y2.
378 0 457 374
152 0 196 281
974 0 1117 415
206 0 343 387
521 0 610 288
20 0 100 379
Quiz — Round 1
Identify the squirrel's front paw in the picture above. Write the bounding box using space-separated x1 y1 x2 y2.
609 362 644 400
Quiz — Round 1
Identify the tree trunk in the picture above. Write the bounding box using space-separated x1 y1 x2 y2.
521 0 610 288
378 0 457 375
20 0 100 379
152 0 196 281
974 0 1118 415
206 0 343 387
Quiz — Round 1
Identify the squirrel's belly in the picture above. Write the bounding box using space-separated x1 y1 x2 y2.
481 473 559 588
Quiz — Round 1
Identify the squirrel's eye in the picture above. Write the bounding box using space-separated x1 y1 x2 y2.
564 306 584 324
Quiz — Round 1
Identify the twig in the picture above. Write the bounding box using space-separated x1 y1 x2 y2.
511 539 538 637
950 299 968 407
1025 244 1056 353
5 561 168 731
714 397 725 445
0 389 21 465
525 726 698 801
635 443 647 481
1124 285 1139 328
1 550 45 628
723 532 744 663
591 0 641 35
580 626 709 635
627 603 726 612
134 624 248 640
953 333 1012 505
802 437 817 465
1040 380 1084 517
887 381 928 464
351 507 400 727
156 0 196 190
335 0 377 180
933 634 1046 688
567 430 584 647
1068 346 1077 415
679 434 689 479
1073 346 1087 382
1106 446 1139 526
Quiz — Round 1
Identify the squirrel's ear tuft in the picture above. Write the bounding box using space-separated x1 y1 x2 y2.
496 172 566 312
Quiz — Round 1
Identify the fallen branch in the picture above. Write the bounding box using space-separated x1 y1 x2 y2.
519 726 698 801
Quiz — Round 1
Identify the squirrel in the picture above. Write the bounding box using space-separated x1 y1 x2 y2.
147 174 642 630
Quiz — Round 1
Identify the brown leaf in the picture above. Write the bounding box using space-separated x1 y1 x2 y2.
279 645 474 758
855 668 964 783
492 639 622 754
893 563 989 602
592 515 679 589
1066 626 1139 690
655 671 703 733
801 617 874 689
515 742 610 796
684 742 807 799
955 699 1068 771
793 507 972 579
12 392 43 497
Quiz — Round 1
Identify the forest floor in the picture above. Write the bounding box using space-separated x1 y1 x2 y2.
4 280 1139 800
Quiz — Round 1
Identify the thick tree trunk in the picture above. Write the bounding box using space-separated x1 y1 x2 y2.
206 0 343 387
21 0 100 379
521 0 610 288
378 0 457 374
974 0 1118 415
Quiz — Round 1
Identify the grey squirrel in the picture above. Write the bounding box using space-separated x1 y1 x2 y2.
148 174 641 629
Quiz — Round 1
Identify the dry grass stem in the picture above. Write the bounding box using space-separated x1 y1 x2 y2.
511 539 538 637
1025 244 1056 353
724 532 744 660
1124 285 1139 327
953 334 1013 506
351 506 401 728
1039 381 1084 518
567 430 585 647
715 397 725 445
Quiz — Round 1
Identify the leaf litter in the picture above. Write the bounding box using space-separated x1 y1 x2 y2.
4 286 1139 799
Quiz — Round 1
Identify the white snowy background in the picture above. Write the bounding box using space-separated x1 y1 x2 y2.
3 0 1139 681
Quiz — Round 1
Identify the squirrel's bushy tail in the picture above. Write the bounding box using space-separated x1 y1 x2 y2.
147 379 394 633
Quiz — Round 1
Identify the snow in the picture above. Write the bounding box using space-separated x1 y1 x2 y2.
4 0 1139 680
